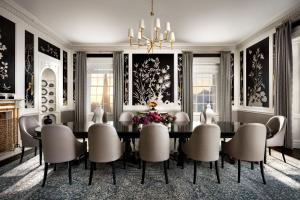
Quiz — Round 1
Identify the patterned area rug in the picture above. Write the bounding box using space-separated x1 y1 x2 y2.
0 150 299 200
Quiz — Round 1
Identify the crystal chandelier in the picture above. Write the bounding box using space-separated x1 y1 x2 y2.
128 0 175 53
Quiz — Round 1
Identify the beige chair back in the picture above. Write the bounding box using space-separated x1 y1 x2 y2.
119 112 134 122
227 123 266 161
175 112 190 122
42 125 78 163
266 116 287 147
184 124 221 161
19 115 39 147
88 123 123 163
139 123 170 162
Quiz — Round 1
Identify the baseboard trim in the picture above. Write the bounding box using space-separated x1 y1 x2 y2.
0 148 34 167
293 140 300 149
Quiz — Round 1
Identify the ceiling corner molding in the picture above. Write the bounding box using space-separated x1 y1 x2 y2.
1 0 72 49
236 3 300 49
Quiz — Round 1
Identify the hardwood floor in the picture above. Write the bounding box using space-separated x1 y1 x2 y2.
272 147 300 160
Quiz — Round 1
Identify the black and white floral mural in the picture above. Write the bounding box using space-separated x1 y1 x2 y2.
0 16 15 93
230 53 234 105
246 37 269 107
132 54 174 105
25 30 34 108
124 54 129 105
240 51 244 105
177 54 183 106
38 38 60 60
63 51 68 105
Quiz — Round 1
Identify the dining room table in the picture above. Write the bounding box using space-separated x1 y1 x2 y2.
35 121 241 166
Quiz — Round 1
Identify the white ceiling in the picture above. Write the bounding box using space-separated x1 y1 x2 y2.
10 0 300 46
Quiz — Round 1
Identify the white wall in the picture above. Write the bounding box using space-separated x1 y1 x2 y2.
0 4 74 119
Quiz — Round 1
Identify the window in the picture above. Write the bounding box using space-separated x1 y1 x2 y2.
87 57 113 115
193 57 219 118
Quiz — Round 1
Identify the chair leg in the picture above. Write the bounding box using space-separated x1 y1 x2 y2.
123 154 126 169
269 148 271 156
210 162 213 169
174 138 177 150
132 138 136 151
260 161 266 184
111 162 116 185
167 159 170 169
238 160 241 183
138 159 141 169
54 164 57 171
193 160 197 184
264 146 267 164
89 162 94 185
221 141 224 168
281 146 286 163
19 146 25 164
251 162 254 170
141 161 146 184
163 161 169 184
34 146 37 156
215 161 220 184
85 152 88 170
39 141 42 166
42 162 48 187
68 161 72 185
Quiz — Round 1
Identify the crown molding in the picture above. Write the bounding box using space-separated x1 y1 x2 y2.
1 0 72 49
236 2 300 49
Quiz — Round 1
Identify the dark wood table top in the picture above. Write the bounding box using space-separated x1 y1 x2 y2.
35 121 240 139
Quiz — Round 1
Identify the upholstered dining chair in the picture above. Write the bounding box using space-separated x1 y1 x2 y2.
88 123 125 185
19 115 40 164
119 111 136 150
41 125 87 187
265 116 287 163
139 123 170 184
119 112 134 122
182 124 221 184
222 123 267 184
174 112 190 150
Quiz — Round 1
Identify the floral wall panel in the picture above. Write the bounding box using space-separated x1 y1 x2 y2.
177 54 183 106
63 51 68 105
240 51 244 105
25 30 34 108
0 16 15 93
132 54 174 105
246 37 269 107
124 54 129 105
230 53 234 105
38 38 60 60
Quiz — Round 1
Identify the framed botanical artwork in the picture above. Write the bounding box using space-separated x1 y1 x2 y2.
246 37 269 107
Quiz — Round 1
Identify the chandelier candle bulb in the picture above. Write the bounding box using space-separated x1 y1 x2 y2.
170 32 175 42
137 31 142 40
159 33 164 41
140 19 145 29
166 22 171 32
128 28 134 38
155 18 161 29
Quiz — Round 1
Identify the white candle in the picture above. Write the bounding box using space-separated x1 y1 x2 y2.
138 31 142 40
128 28 134 38
140 19 145 29
170 32 175 42
159 33 164 41
166 22 171 32
155 18 161 29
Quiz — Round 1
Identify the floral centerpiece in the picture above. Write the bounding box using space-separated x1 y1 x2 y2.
147 100 158 111
132 112 176 125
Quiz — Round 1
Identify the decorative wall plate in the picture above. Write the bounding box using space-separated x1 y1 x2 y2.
49 107 54 112
42 80 48 87
49 83 55 87
49 99 54 104
49 91 54 96
41 105 48 112
42 88 48 95
42 97 47 104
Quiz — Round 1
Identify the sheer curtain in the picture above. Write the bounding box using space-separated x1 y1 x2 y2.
219 51 232 122
74 52 87 131
274 20 293 148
